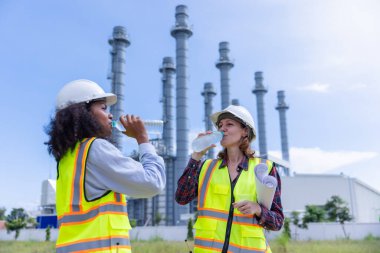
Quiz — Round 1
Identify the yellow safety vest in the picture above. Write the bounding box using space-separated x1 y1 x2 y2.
194 158 273 253
56 137 132 253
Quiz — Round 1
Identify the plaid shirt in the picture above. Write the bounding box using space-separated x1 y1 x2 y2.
175 156 284 231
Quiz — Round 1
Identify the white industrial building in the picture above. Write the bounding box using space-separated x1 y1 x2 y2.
39 171 380 224
40 179 56 215
282 173 380 222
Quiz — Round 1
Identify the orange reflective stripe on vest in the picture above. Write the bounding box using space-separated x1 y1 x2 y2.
56 236 131 253
198 159 219 208
194 237 268 253
56 137 132 253
58 203 127 226
197 208 259 226
194 158 273 253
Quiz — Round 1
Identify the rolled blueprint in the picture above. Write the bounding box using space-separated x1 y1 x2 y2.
254 163 278 209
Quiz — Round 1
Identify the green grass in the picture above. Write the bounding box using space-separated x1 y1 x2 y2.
0 239 379 253
0 241 55 253
271 240 380 253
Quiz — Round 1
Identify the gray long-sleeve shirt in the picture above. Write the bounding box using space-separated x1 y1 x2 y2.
84 138 166 200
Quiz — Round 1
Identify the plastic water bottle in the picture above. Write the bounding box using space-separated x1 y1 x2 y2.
112 120 125 131
191 131 224 152
112 119 164 133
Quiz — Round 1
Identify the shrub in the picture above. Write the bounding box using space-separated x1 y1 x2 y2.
45 226 51 241
187 218 194 240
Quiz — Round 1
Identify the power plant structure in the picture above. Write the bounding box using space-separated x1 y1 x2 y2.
107 5 292 226
216 42 234 109
159 57 176 225
231 98 240 106
37 4 380 229
276 90 290 176
108 26 130 151
252 71 269 158
170 5 193 224
201 82 217 159
160 57 176 158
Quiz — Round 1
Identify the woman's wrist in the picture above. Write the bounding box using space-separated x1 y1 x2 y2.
191 153 203 161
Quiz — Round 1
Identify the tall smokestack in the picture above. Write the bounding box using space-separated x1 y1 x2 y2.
171 4 193 224
231 98 240 106
160 57 176 225
201 82 217 159
276 90 290 162
109 26 130 150
160 57 176 156
252 71 268 157
215 42 234 109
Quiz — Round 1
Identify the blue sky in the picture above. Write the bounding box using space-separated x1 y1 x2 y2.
1 0 379 214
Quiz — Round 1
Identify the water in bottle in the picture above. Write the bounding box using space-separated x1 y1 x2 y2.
191 131 224 152
112 119 164 134
112 120 125 131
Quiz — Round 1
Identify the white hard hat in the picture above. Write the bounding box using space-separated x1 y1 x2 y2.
210 105 257 141
56 79 117 110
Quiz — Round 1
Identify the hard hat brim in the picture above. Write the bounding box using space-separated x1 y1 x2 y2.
99 93 117 106
56 79 117 110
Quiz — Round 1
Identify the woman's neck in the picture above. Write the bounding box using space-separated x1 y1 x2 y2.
226 147 244 163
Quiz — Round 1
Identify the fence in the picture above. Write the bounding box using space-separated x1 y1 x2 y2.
0 223 379 241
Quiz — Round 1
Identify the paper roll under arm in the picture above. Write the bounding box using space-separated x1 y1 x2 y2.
254 163 269 182
262 176 277 188
254 163 278 209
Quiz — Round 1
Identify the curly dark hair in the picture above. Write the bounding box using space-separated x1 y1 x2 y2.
44 102 105 161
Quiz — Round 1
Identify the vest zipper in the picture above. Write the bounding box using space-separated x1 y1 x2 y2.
222 171 242 253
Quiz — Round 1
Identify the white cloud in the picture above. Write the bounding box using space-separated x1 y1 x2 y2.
298 82 330 93
298 81 368 93
289 1 380 64
269 147 378 174
269 147 380 192
347 83 368 91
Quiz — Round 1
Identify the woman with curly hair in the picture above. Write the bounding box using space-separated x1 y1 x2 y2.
176 105 283 253
45 79 165 253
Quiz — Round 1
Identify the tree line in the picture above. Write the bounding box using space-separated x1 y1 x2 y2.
0 207 37 240
1 195 352 241
282 195 353 240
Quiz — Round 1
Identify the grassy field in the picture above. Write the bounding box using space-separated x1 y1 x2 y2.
0 239 379 253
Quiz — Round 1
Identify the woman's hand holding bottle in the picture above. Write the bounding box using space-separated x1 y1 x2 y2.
191 131 223 161
119 115 149 144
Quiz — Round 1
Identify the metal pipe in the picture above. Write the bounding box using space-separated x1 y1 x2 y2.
160 57 176 157
201 82 217 159
170 4 193 225
275 90 290 161
160 57 176 225
109 26 130 150
231 98 240 106
252 71 268 157
215 42 234 109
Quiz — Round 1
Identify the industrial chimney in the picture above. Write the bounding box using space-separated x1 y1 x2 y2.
231 98 240 106
276 90 290 161
160 57 176 157
109 26 130 150
252 71 268 157
215 42 234 109
160 57 176 225
170 4 193 224
201 82 217 159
